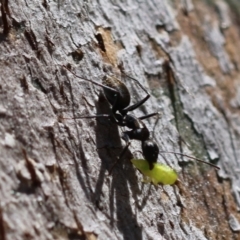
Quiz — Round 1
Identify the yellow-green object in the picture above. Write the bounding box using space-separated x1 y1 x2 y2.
131 159 178 185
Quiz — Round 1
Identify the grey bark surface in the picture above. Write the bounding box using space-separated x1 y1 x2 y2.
1 0 240 239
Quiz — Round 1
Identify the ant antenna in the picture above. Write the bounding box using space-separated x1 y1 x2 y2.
159 150 220 170
61 65 118 94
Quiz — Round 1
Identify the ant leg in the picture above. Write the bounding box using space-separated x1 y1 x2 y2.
65 114 110 119
121 94 150 114
68 114 122 125
109 133 131 174
138 112 160 120
62 114 112 120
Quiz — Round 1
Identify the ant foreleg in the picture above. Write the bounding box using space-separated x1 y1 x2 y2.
121 93 150 115
138 112 160 120
63 112 126 125
62 114 111 120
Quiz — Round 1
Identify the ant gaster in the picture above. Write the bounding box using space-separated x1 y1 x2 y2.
63 65 159 170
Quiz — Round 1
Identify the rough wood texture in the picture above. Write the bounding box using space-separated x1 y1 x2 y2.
1 0 240 239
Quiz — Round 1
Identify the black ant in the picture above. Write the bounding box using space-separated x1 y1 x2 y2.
62 65 160 169
61 65 219 175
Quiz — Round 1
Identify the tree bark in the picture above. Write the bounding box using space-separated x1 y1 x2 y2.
1 0 240 239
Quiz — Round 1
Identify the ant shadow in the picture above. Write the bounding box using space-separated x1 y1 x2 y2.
93 93 146 239
53 70 153 240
